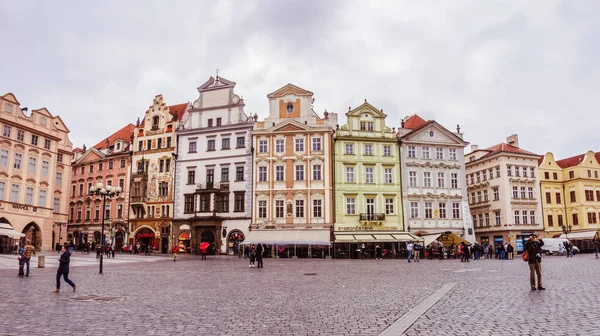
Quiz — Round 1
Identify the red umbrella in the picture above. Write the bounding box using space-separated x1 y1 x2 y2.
200 242 210 251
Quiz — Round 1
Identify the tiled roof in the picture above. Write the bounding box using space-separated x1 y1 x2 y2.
139 103 188 127
73 147 84 153
480 143 539 159
554 152 600 169
403 114 428 129
93 124 135 150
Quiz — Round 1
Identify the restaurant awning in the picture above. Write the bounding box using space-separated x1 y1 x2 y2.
559 230 599 240
242 229 331 246
334 231 423 243
0 223 25 238
420 232 471 246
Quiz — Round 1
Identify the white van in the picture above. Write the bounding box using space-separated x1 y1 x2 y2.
539 238 579 255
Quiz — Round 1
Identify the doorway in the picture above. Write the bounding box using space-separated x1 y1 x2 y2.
201 230 216 254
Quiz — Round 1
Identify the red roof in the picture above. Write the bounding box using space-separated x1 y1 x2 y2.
93 123 135 150
403 115 427 129
553 152 600 169
480 143 539 159
139 103 188 127
73 147 84 153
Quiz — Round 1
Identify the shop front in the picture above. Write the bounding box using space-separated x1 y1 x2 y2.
134 228 157 252
334 231 423 259
243 229 331 258
227 230 245 256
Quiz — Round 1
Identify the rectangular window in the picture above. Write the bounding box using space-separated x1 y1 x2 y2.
483 190 489 202
157 138 162 148
29 134 37 146
547 215 554 226
483 213 489 226
313 199 322 217
295 200 304 218
259 140 268 153
422 146 430 159
557 214 563 226
477 191 482 203
275 139 284 153
385 198 394 215
159 160 164 173
409 171 417 187
597 190 600 202
236 167 244 181
43 139 51 150
570 190 576 203
410 202 419 218
544 172 549 179
89 164 94 173
553 172 558 180
496 167 500 178
2 125 11 137
138 141 143 151
494 211 501 226
165 159 170 172
108 161 113 170
520 187 526 199
55 172 62 186
383 146 391 157
423 172 431 187
216 117 222 126
79 184 83 196
17 129 24 141
313 164 322 181
530 167 535 178
346 167 355 183
451 173 458 188
588 212 597 224
236 136 245 148
207 139 216 151
364 145 373 156
295 166 305 181
360 122 366 131
0 181 5 201
222 138 230 150
408 146 416 158
0 149 8 166
522 211 528 224
513 186 519 199
346 198 356 215
295 138 304 152
345 144 354 155
452 203 460 219
258 167 267 182
507 166 512 176
40 160 49 176
199 194 210 212
208 119 213 127
437 172 445 188
514 211 520 224
438 203 446 219
312 138 322 151
188 141 197 153
424 202 433 219
555 192 561 204
275 200 284 218
449 148 457 161
522 167 527 177
479 214 483 227
585 190 594 202
221 167 229 182
569 171 574 179
365 167 374 183
217 194 229 212
275 166 284 181
528 187 534 199
515 167 521 177
119 178 125 190
13 153 22 169
28 157 37 173
38 190 47 207
234 192 245 212
436 147 444 160
187 170 195 184
95 205 100 219
368 122 374 131
167 137 171 148
530 211 535 224
53 197 60 212
384 168 392 184
25 187 34 205
573 213 579 225
159 182 169 196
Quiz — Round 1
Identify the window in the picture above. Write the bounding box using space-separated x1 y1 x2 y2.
89 164 94 173
408 146 416 158
313 199 322 217
573 213 579 226
208 119 213 127
423 172 431 187
569 171 574 179
53 197 60 212
496 167 500 178
222 138 230 150
165 159 170 172
38 190 46 207
556 192 561 204
409 171 417 187
234 192 245 212
159 182 168 196
28 157 37 173
425 202 433 219
221 167 229 182
436 147 444 160
119 178 124 190
237 136 245 148
313 164 322 181
295 165 304 181
95 205 100 219
492 211 500 226
528 187 534 199
258 167 267 182
345 144 354 155
79 184 83 196
544 172 549 179
522 167 528 177
422 147 430 159
520 187 526 199
449 148 457 161
105 204 111 219
478 214 483 227
55 172 62 186
13 153 22 169
476 173 481 183
295 138 304 152
295 200 305 218
438 203 446 218
217 194 228 212
275 139 284 153
365 167 373 183
570 190 576 203
275 200 284 218
0 181 4 201
585 190 594 202
189 141 197 153
346 167 354 183
108 161 113 170
383 146 391 157
596 171 599 179
31 134 38 146
275 166 284 181
522 211 528 224
483 190 489 202
513 187 519 199
547 215 554 226
588 213 597 224
10 184 19 203
216 118 222 126
515 167 520 177
557 214 563 226
452 203 460 219
360 121 366 131
385 198 394 215
159 160 164 173
167 137 171 148
488 169 493 180
42 139 51 150
236 167 244 181
364 145 373 156
187 170 195 184
138 141 143 151
437 172 445 188
450 173 458 188
384 168 392 184
25 187 34 205
477 191 482 203
98 163 103 172
514 211 520 224
207 139 216 151
597 190 600 202
530 211 536 224
410 202 419 218
367 122 374 131
17 129 24 141
259 140 268 153
346 198 356 215
2 125 11 137
0 149 7 166
71 184 76 196
120 159 125 168
199 195 210 212
507 166 512 177
312 138 322 151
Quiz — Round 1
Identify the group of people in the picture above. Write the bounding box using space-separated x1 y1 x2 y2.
95 243 116 259
246 243 266 268
17 240 77 294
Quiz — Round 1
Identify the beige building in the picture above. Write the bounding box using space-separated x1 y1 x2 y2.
0 93 73 252
465 135 544 252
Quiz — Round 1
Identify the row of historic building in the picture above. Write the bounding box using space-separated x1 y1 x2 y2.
2 78 599 255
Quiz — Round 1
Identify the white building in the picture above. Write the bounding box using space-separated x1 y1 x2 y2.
173 76 253 255
398 115 475 243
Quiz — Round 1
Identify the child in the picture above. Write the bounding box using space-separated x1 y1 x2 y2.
18 247 25 278
248 244 256 268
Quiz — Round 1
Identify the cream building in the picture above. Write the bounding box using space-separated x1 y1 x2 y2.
0 93 73 252
465 134 544 251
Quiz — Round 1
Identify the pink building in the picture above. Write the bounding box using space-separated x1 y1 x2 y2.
68 124 134 251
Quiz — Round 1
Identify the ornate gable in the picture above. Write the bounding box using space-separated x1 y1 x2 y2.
267 84 313 99
401 121 468 147
1 93 20 105
197 76 236 92
346 100 387 119
268 120 311 133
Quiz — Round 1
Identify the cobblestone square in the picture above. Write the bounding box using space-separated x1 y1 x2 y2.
1 253 599 335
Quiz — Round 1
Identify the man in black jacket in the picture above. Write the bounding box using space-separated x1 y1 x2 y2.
53 243 76 294
256 243 265 268
524 234 545 290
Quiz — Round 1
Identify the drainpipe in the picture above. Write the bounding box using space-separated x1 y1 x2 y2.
332 131 336 259
172 133 179 255
397 137 406 232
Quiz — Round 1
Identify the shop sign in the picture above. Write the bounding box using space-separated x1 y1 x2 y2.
338 226 397 231
12 203 36 212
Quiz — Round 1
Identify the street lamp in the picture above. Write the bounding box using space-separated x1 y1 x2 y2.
563 223 572 240
54 221 68 249
89 182 121 274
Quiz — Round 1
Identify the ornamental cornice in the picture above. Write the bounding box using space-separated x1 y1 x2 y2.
294 155 305 162
404 161 461 169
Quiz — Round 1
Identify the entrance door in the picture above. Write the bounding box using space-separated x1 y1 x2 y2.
115 232 124 252
201 230 216 254
366 198 375 220
161 237 168 254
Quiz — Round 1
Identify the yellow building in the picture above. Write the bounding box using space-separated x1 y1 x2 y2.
539 151 600 243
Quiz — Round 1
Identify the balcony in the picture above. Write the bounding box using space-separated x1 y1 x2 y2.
220 182 230 191
196 182 219 191
151 125 159 131
359 213 386 222
132 171 147 177
131 195 147 203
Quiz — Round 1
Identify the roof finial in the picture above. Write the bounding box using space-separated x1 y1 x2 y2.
456 124 461 133
216 68 219 78
364 99 367 103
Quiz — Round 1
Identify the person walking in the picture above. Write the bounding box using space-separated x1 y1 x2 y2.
413 242 421 262
256 243 265 268
248 244 256 267
563 241 571 258
594 233 600 259
52 243 76 294
484 244 490 259
375 244 382 260
22 239 36 277
507 243 514 260
360 244 366 260
406 242 414 263
524 234 545 290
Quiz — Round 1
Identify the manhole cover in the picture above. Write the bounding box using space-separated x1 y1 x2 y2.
72 295 98 301
303 273 318 276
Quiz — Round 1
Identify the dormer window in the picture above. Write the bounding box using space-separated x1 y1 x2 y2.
286 103 294 113
116 142 121 150
152 116 159 129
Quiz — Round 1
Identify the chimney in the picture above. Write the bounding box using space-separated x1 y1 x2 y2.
471 145 479 152
506 134 519 148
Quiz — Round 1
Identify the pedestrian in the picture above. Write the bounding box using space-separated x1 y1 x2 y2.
173 245 179 262
464 243 471 262
22 239 36 277
413 242 421 262
563 241 571 258
375 244 382 260
524 234 545 290
52 243 76 294
594 233 600 259
256 243 265 268
360 243 366 260
507 243 514 260
200 244 207 260
484 244 490 259
459 243 465 262
248 244 256 267
406 241 414 263
96 244 102 259
55 242 61 254
111 245 115 258
558 243 564 256
17 248 25 278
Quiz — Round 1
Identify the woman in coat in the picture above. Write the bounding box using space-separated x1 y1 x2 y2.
53 243 76 294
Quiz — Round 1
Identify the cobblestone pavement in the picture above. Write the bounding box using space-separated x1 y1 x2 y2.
1 253 599 336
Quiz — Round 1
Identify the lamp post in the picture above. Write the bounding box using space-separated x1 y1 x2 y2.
563 223 571 240
54 221 67 249
89 182 121 274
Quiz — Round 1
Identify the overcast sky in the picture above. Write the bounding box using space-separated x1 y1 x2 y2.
1 0 598 158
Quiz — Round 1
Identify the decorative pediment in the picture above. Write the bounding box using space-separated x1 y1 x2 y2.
0 139 11 146
40 181 49 187
1 93 20 105
267 120 312 133
267 84 313 99
401 121 468 146
10 174 23 181
0 172 8 177
346 100 387 118
197 76 236 92
14 144 25 150
26 178 36 184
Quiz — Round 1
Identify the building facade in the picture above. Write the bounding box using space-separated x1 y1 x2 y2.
333 100 407 257
539 151 600 242
465 135 544 251
248 84 337 257
174 76 253 255
0 93 73 252
129 95 187 253
67 124 134 250
398 115 475 243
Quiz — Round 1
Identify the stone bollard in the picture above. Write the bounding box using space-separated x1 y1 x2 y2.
38 255 45 268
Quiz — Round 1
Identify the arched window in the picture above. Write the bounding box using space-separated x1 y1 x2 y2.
152 116 159 128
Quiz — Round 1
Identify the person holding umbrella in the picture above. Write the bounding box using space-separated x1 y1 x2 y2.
200 242 209 260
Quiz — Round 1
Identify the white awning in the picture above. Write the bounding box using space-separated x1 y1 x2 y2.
243 229 331 246
421 233 442 247
0 223 25 238
559 230 599 240
334 231 424 243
